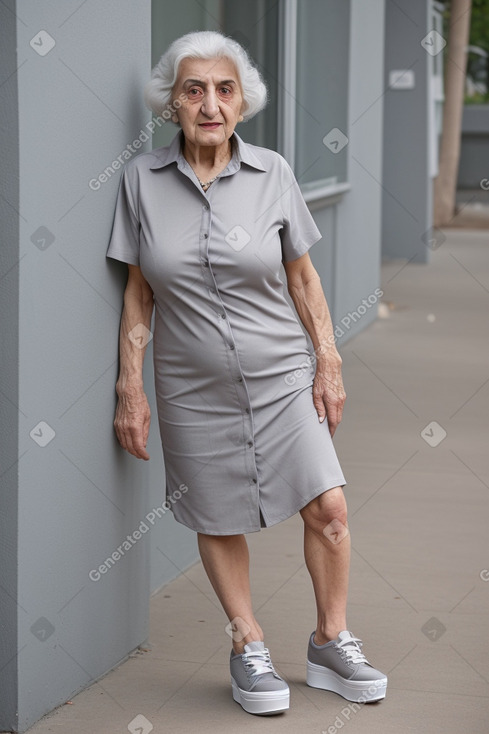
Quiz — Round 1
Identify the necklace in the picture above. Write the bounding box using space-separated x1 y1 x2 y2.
184 138 233 190
197 175 218 190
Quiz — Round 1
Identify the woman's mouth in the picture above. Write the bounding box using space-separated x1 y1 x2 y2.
199 123 222 130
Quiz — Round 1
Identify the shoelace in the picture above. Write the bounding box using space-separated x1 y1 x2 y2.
242 648 276 678
336 635 369 665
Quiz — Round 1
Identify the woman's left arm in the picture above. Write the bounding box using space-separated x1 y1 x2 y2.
284 253 346 436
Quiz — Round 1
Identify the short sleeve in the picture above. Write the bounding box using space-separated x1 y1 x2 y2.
106 164 140 266
279 158 322 262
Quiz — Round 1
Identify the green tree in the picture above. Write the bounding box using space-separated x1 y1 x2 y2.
468 0 489 49
445 0 489 101
468 0 489 99
434 0 473 225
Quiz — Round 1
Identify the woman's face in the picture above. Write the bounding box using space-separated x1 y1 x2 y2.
172 56 244 149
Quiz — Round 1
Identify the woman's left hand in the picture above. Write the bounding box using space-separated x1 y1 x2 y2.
312 358 346 436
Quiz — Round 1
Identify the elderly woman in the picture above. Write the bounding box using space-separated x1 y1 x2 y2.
107 31 387 716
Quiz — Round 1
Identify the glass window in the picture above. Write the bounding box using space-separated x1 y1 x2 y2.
295 0 350 190
221 1 279 150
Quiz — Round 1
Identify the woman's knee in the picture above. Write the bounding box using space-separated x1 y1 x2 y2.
300 486 348 534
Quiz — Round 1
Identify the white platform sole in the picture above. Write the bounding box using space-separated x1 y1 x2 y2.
307 661 387 702
231 677 290 715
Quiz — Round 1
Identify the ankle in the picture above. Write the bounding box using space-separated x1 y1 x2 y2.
230 622 264 654
232 638 263 655
314 625 346 646
233 632 264 654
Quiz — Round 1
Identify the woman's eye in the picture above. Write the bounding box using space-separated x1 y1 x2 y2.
189 88 202 97
219 87 231 95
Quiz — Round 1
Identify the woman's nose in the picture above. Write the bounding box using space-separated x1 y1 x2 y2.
201 89 219 117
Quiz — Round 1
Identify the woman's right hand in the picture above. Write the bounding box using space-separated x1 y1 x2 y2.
114 387 151 460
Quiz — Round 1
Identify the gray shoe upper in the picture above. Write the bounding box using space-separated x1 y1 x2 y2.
308 630 386 682
230 641 288 693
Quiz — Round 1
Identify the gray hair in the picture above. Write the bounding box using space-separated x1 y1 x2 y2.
144 31 268 122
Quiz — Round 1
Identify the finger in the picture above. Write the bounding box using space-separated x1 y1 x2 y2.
312 383 327 423
122 426 138 457
116 420 149 460
136 447 150 460
139 412 151 460
326 401 343 436
128 426 150 460
134 438 150 460
132 418 152 460
313 393 326 423
327 414 338 437
324 402 337 435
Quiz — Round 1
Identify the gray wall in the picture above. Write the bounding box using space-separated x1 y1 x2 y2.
458 104 489 189
382 0 432 263
0 0 20 728
0 1 195 730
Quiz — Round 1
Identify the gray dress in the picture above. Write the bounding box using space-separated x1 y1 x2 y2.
107 131 345 535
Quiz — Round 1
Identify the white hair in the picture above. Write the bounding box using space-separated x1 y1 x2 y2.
144 31 268 122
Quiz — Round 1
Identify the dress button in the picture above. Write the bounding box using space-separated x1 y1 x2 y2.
203 205 209 211
229 344 235 350
247 441 253 448
252 478 257 484
245 408 250 413
202 260 209 267
221 313 226 319
237 377 243 383
203 233 208 238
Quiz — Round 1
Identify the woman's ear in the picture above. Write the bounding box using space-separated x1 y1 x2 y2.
171 112 179 124
238 114 244 122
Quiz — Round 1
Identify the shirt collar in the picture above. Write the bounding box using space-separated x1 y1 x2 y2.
149 129 267 173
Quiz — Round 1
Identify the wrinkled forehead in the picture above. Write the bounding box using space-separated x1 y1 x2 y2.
175 56 241 87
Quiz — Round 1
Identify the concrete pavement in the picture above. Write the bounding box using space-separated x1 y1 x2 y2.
26 228 489 733
454 188 489 228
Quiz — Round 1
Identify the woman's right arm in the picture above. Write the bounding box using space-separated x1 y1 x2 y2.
114 264 154 460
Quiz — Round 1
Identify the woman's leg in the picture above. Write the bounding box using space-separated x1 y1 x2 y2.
197 532 263 653
300 486 350 644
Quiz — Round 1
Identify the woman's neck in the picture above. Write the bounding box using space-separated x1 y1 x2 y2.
182 138 232 173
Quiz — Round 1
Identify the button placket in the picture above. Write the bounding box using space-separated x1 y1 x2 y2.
199 197 260 500
224 336 259 491
199 203 215 299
